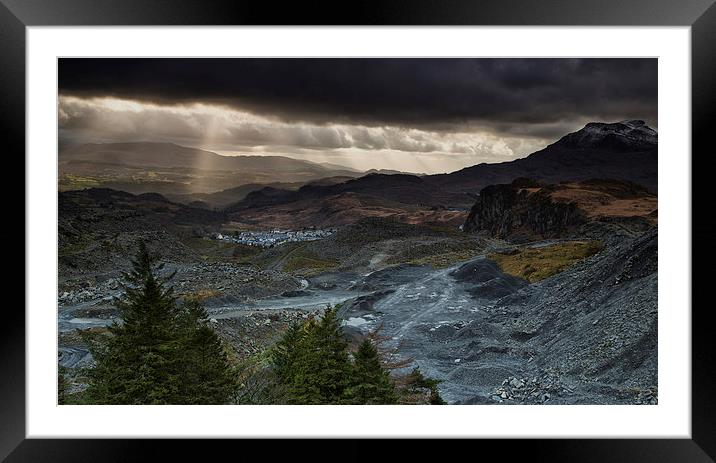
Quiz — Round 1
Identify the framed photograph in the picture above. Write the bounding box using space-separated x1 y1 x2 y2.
5 0 714 459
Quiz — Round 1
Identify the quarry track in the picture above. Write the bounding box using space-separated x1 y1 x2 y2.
58 346 93 369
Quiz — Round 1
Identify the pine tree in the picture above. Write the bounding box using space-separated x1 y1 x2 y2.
271 321 303 384
284 307 353 404
311 307 353 403
85 243 180 404
284 318 323 404
84 242 236 404
347 339 398 404
176 299 237 404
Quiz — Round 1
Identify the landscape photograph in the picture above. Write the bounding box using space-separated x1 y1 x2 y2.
57 58 658 405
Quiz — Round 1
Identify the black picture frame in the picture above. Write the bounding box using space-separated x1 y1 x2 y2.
4 0 714 460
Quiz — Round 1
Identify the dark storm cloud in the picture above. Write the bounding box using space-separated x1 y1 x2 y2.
58 58 657 134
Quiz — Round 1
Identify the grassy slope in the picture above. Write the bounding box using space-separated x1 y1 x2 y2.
275 245 339 276
489 241 603 282
180 237 260 263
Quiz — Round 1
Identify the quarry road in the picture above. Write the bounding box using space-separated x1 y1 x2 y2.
339 255 528 403
378 266 464 339
58 345 93 369
345 256 494 332
208 289 371 319
58 300 117 333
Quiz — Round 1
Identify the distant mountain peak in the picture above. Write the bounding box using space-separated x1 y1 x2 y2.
617 119 648 129
556 120 657 151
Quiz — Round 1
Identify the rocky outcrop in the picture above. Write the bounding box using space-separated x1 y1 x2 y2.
450 259 528 299
463 178 585 239
463 177 658 241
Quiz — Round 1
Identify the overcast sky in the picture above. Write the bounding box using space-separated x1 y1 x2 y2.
58 58 657 174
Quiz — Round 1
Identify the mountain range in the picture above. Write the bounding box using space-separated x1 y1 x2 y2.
58 142 368 196
221 120 657 227
429 120 657 197
59 120 657 226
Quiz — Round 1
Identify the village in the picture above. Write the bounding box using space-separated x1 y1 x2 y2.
212 228 335 248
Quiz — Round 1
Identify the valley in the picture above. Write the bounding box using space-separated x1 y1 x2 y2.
58 225 656 404
57 121 659 405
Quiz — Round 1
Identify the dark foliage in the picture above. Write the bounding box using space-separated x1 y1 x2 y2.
83 242 236 404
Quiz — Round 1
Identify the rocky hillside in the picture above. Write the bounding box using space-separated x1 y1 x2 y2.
59 188 227 277
455 228 658 404
332 223 657 404
59 188 225 241
463 178 657 240
252 216 485 276
221 172 464 228
243 194 465 229
227 173 464 212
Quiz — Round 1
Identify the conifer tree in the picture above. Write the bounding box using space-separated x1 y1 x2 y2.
85 242 181 404
85 242 236 404
271 321 303 384
284 307 353 404
311 307 352 402
347 339 398 404
266 307 443 405
284 318 322 404
176 299 237 404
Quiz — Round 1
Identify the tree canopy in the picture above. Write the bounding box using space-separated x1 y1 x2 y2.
266 306 439 405
84 242 236 404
